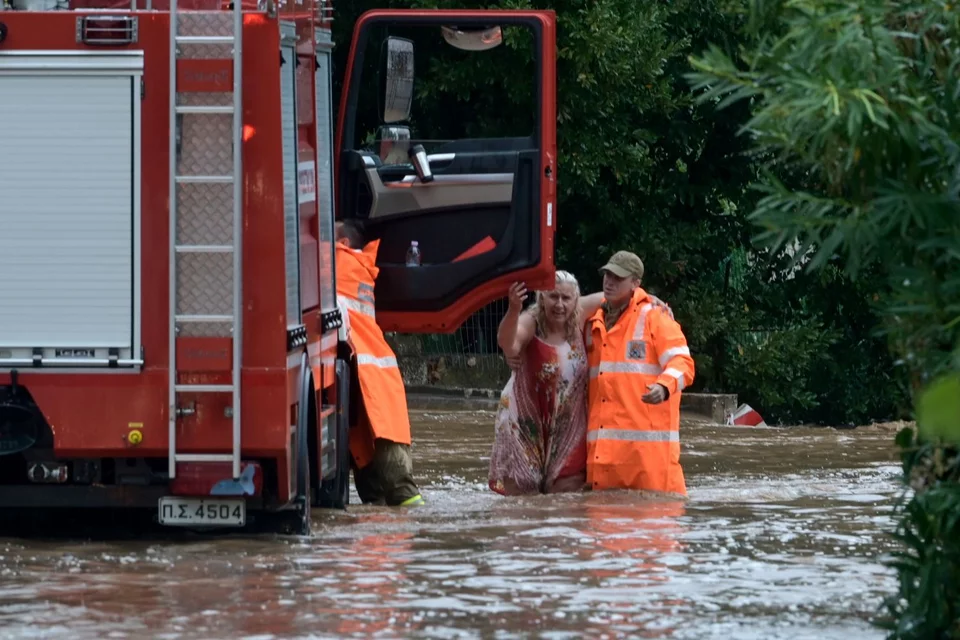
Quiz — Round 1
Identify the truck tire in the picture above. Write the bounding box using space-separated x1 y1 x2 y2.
292 351 314 534
315 357 351 509
272 352 313 535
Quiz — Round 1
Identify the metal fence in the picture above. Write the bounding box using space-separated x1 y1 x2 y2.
389 299 792 393
388 298 511 386
425 298 508 354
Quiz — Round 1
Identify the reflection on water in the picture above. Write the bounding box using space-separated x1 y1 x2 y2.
0 411 902 639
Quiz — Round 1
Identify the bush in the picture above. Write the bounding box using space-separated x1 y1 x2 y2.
724 323 838 420
687 0 960 634
883 413 960 638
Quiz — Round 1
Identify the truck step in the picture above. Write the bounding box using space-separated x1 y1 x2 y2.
175 245 234 253
175 384 234 393
175 453 235 463
175 35 235 45
175 175 234 184
175 105 235 115
175 314 234 323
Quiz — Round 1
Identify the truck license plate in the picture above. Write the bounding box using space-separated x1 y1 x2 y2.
158 497 246 526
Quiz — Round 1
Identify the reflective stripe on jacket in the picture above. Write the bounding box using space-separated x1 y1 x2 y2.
585 287 695 495
336 239 412 468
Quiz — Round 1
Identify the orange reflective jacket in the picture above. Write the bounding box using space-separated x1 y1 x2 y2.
336 240 412 469
584 288 695 495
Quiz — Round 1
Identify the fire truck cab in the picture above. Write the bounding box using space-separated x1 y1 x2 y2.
0 0 556 535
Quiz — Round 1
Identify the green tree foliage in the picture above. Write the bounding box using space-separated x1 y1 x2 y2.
331 0 908 425
687 0 959 635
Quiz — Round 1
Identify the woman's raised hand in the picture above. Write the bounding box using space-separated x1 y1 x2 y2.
507 282 528 313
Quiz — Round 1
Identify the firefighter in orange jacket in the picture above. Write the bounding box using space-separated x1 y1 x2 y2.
335 220 424 506
584 251 695 496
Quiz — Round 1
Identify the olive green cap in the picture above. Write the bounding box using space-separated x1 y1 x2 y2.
599 250 644 279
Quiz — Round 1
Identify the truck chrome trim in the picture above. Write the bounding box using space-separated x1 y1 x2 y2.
0 50 144 74
0 358 145 368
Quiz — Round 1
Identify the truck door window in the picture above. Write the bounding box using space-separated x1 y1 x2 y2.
348 24 536 166
337 12 555 333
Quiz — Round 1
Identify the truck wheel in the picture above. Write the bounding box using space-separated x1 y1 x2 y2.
315 357 351 509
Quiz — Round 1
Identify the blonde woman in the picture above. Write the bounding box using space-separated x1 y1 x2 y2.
489 271 604 495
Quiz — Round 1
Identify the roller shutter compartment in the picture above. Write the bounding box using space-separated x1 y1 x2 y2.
0 52 143 369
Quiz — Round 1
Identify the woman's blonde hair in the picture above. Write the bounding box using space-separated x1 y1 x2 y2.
530 270 582 341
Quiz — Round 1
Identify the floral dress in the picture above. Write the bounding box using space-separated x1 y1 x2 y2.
488 332 589 495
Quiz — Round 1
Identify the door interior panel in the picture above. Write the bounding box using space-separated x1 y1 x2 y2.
341 147 540 312
366 166 515 220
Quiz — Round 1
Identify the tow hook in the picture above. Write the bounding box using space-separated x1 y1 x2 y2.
27 462 69 484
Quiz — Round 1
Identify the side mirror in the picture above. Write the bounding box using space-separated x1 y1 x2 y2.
408 144 434 183
379 36 414 124
440 25 503 52
378 125 411 165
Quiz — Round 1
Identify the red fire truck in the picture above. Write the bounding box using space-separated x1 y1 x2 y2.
0 0 556 535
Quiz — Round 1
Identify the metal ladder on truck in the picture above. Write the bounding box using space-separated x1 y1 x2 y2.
167 0 244 480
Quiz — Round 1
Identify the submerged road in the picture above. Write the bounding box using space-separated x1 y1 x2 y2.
0 410 903 639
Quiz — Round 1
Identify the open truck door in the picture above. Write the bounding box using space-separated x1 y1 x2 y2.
335 10 557 333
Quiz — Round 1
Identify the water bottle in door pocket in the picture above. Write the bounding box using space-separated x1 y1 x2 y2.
405 241 421 267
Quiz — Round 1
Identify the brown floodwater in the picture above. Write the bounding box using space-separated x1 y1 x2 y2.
0 411 906 639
